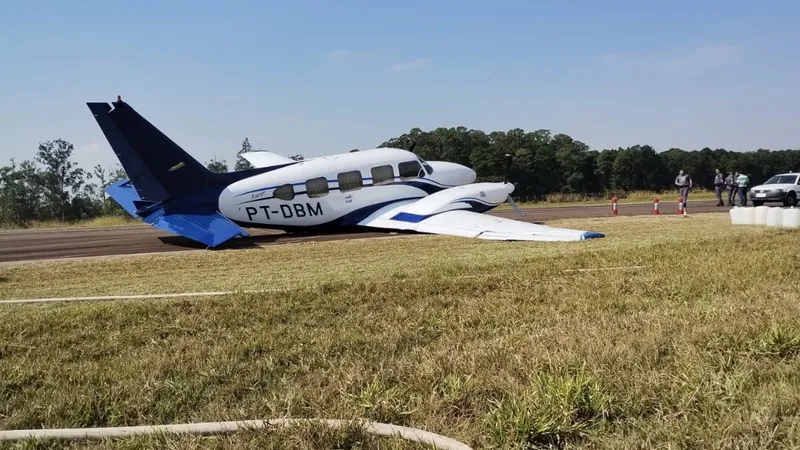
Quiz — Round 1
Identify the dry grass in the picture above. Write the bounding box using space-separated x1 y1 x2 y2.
1 213 799 449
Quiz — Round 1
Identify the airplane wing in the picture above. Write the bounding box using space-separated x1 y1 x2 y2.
358 202 604 242
240 151 297 168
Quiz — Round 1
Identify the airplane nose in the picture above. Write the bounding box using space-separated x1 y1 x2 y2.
465 167 477 184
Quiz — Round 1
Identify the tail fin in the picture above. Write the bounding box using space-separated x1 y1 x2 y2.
88 97 259 247
87 98 222 202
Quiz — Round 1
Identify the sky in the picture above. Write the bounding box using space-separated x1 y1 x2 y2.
1 0 799 172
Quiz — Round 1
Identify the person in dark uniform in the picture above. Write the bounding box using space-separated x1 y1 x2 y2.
724 172 737 206
675 170 692 208
713 169 725 206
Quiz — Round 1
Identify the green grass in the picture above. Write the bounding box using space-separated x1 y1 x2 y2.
1 213 799 448
0 216 140 232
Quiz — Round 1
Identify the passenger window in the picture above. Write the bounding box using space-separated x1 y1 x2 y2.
398 160 424 179
337 170 363 192
371 165 395 185
305 177 329 198
273 184 294 201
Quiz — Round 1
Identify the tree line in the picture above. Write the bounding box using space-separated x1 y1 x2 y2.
379 127 800 198
2 129 798 226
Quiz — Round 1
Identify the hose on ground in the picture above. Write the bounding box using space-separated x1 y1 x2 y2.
0 418 473 449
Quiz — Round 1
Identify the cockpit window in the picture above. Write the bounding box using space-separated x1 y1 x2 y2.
398 160 424 179
417 157 434 174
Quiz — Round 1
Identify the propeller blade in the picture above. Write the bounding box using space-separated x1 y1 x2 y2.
507 195 526 217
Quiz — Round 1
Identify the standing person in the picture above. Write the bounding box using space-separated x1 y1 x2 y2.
675 170 692 209
737 172 749 206
725 172 738 206
713 169 725 206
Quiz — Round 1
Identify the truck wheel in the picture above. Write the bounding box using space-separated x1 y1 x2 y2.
784 192 797 207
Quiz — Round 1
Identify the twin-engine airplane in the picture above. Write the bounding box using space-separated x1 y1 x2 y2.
87 97 604 247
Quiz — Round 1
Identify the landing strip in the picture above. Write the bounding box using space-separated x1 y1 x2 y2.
0 201 723 263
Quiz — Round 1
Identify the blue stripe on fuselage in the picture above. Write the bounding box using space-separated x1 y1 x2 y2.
234 176 454 199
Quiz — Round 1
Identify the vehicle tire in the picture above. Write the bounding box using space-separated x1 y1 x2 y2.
752 200 763 207
784 191 797 207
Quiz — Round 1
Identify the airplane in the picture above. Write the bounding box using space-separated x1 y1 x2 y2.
86 96 605 248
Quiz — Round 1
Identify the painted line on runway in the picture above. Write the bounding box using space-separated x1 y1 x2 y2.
562 265 648 273
2 265 649 305
0 289 288 305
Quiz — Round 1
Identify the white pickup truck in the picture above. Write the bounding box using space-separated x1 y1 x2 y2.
749 172 799 207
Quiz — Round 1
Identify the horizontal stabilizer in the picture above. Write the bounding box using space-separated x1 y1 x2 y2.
104 179 141 218
241 151 297 168
142 209 250 248
105 178 249 247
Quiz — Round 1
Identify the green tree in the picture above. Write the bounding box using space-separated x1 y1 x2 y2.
235 137 254 171
206 158 228 173
35 139 86 221
0 159 43 225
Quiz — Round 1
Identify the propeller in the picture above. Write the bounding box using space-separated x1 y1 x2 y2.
503 153 513 184
503 153 526 217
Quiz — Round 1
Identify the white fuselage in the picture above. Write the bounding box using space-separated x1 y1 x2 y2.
218 148 481 229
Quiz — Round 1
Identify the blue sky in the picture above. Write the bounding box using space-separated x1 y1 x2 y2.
1 0 799 172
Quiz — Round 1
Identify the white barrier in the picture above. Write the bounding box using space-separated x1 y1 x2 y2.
730 206 799 228
754 205 768 224
784 208 800 228
766 207 783 227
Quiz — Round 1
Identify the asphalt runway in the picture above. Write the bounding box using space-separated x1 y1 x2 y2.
0 200 724 264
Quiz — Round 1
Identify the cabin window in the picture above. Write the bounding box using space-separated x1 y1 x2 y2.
398 160 424 179
273 184 294 201
337 170 363 192
305 177 329 198
371 165 394 185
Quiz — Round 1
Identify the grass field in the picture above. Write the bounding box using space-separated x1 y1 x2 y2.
1 213 799 448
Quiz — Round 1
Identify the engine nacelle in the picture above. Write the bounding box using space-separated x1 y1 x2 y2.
394 182 514 217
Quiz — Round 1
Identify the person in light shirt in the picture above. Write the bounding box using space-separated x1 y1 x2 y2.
736 172 749 206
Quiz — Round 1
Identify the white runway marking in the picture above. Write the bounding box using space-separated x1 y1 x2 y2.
0 289 284 305
2 265 647 305
562 265 647 273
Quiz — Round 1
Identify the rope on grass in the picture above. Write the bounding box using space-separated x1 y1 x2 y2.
0 418 473 449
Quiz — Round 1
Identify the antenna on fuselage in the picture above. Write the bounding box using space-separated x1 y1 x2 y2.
408 141 417 152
